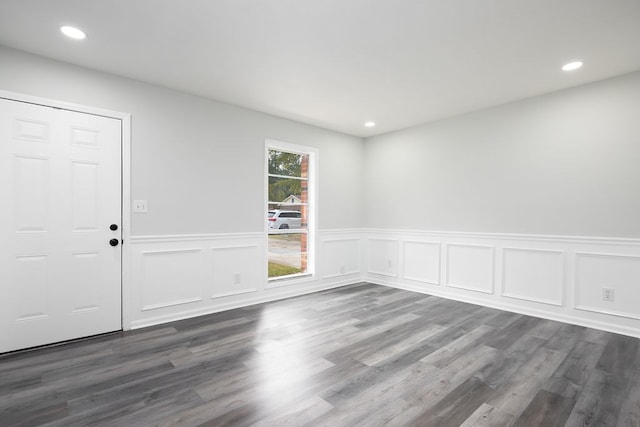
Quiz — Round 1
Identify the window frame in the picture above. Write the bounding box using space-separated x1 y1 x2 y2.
264 139 317 285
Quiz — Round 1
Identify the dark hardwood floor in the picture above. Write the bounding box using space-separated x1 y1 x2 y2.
1 283 639 426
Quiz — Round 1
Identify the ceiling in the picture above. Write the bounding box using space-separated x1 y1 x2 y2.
0 1 639 137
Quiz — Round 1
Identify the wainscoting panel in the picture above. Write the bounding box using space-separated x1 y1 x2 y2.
210 245 260 299
445 244 495 294
575 252 640 320
502 248 564 306
321 237 361 279
364 229 640 338
401 241 440 285
367 238 398 277
127 229 640 338
128 230 364 329
141 248 204 311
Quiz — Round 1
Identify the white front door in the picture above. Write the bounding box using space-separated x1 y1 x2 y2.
0 98 122 353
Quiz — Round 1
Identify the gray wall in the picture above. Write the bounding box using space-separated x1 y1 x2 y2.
0 46 364 235
3 45 639 239
364 71 640 238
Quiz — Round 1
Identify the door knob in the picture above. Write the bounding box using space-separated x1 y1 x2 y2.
109 238 119 247
110 224 118 231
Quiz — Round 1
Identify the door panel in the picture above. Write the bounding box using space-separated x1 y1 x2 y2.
0 98 122 353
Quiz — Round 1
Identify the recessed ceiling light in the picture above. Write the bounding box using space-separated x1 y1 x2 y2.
60 26 86 40
364 121 376 128
562 61 583 72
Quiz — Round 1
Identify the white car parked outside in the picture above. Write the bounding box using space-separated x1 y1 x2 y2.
268 210 302 229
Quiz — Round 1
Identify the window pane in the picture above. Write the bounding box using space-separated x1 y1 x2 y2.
268 176 303 206
268 150 308 178
268 234 308 278
268 255 307 278
268 233 306 254
267 143 312 281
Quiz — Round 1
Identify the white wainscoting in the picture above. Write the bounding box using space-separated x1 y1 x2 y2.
126 228 640 338
367 238 398 277
502 248 564 306
210 245 260 299
402 241 440 285
445 243 495 294
574 252 640 321
140 248 204 311
127 230 363 329
364 229 640 338
322 235 362 279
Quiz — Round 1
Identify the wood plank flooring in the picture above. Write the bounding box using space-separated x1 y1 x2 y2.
1 283 639 426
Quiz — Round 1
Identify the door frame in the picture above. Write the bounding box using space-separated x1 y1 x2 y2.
0 89 133 331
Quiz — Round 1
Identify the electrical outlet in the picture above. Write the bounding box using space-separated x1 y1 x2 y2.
387 259 393 268
340 266 345 275
233 273 241 285
602 288 615 302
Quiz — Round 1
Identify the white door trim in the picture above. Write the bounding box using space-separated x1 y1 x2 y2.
0 89 133 331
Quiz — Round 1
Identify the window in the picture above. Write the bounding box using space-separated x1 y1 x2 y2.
266 140 316 281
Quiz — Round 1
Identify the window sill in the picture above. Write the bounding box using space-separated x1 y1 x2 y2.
266 273 315 288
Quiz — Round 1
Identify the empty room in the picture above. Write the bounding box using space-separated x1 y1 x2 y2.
1 1 640 426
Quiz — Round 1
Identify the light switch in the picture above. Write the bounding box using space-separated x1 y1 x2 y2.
133 200 148 213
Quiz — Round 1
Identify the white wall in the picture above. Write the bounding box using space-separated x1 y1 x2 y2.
2 44 640 338
0 45 364 235
364 71 640 238
0 45 365 328
363 71 640 337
